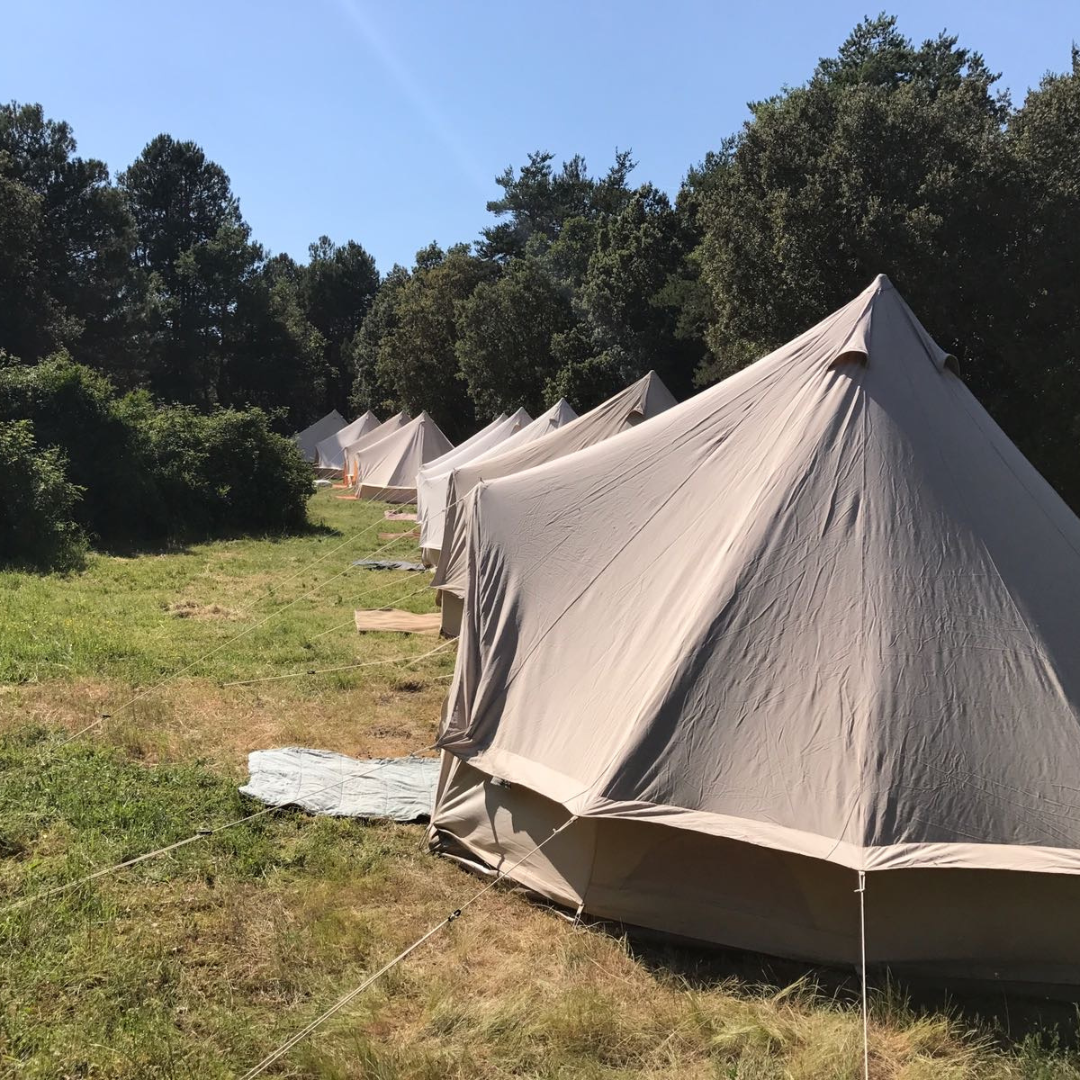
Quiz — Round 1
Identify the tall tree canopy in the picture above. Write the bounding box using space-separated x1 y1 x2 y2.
0 103 137 374
372 244 494 438
301 236 379 413
119 135 259 405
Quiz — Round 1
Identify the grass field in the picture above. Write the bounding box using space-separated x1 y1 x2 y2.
1 489 1079 1079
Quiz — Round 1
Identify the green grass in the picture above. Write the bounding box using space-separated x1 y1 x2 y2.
1 488 1079 1078
0 493 433 686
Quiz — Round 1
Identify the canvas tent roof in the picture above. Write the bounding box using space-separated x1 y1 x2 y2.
430 277 1080 981
417 407 532 562
293 410 345 462
482 398 578 460
432 374 675 624
342 412 409 482
314 411 381 471
355 411 454 502
414 412 509 520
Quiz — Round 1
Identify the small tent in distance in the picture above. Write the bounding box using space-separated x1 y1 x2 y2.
431 276 1080 988
433 374 675 634
342 412 409 486
314 411 381 477
354 411 454 503
293 410 345 463
417 407 532 566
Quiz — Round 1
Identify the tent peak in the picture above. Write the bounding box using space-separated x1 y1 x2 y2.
828 277 959 376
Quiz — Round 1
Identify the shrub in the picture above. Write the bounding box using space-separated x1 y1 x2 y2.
126 400 313 539
0 355 313 562
0 419 85 569
0 353 147 548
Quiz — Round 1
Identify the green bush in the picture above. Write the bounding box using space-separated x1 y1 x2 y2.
0 354 147 548
0 419 85 569
0 355 313 564
122 397 313 539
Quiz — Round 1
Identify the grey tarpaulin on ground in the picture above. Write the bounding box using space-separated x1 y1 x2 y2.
242 749 440 821
352 558 428 572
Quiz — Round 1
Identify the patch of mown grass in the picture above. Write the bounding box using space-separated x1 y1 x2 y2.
0 489 453 765
0 490 433 688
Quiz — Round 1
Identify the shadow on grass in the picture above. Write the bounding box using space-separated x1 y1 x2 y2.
576 916 1080 1050
1 519 345 574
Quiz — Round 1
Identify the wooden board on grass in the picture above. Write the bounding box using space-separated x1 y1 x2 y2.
354 609 442 635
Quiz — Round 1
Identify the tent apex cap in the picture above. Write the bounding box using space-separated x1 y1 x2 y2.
871 274 893 290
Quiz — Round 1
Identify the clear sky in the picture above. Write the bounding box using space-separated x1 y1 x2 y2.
6 1 1076 272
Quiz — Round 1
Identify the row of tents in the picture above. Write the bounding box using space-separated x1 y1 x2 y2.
296 277 1080 989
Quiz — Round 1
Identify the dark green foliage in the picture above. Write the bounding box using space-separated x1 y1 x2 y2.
350 264 409 416
4 16 1080 520
371 244 495 439
456 257 575 416
0 419 84 569
123 398 314 539
0 354 146 548
119 134 261 406
0 103 139 375
0 355 312 565
220 253 329 432
302 236 380 412
478 149 636 261
692 19 1080 510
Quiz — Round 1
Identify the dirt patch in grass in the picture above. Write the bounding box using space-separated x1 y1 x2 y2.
165 600 241 620
164 604 240 622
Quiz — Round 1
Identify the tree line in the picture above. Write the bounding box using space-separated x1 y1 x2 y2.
3 16 1080 507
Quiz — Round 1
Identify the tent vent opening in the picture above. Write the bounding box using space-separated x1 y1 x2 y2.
829 350 869 369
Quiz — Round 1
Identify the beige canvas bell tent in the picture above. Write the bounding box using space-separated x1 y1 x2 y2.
431 276 1080 987
293 410 345 462
417 407 532 566
314 411 381 476
342 412 408 486
433 374 675 634
354 411 454 503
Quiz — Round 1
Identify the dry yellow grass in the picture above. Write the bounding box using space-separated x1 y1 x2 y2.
0 673 446 767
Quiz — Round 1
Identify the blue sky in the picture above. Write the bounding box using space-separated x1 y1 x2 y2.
5 1 1076 272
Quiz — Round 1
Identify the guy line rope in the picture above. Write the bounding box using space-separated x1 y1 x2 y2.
238 815 580 1080
307 576 436 642
856 870 870 1080
9 565 455 912
1 746 439 916
222 637 456 688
